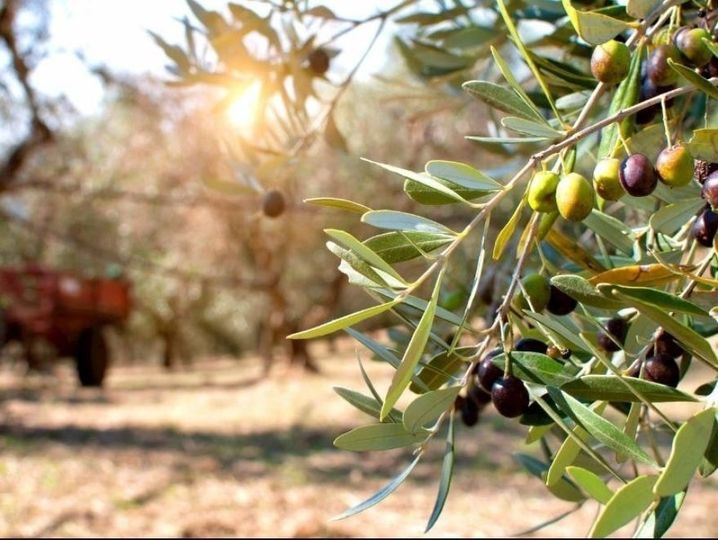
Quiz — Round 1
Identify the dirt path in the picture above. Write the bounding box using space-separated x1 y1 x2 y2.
1 339 717 537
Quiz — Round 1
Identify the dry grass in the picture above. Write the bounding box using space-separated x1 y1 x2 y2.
1 336 717 537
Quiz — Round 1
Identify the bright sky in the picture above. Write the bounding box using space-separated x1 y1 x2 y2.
30 0 400 116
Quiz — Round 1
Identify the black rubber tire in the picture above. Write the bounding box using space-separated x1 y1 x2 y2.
75 326 109 387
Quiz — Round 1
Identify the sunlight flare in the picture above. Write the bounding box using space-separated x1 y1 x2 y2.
226 81 263 130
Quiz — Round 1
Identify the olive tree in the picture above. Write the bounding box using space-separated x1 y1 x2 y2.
158 0 718 536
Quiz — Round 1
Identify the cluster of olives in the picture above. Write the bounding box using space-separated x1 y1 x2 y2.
692 163 718 246
597 317 685 388
591 25 715 89
262 189 286 218
593 144 694 202
527 170 594 222
527 146 693 222
514 273 578 316
456 337 548 426
628 330 684 388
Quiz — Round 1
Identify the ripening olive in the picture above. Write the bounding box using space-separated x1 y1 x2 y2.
692 206 718 247
653 330 684 358
515 338 548 354
469 385 492 406
647 44 680 86
556 172 594 222
546 285 578 315
476 349 503 391
515 273 550 312
644 353 681 387
705 56 718 78
262 189 286 218
459 395 480 426
636 78 675 125
695 160 718 184
701 171 718 210
491 376 530 418
307 48 330 75
593 158 625 201
527 171 560 212
656 144 694 187
620 154 657 197
591 40 630 84
675 27 713 67
598 317 628 352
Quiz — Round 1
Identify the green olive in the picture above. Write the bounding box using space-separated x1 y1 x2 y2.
656 144 694 187
556 172 595 222
514 273 550 312
675 27 713 67
593 158 625 201
527 171 560 213
590 40 630 84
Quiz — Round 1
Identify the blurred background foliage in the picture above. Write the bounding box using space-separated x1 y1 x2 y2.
0 0 563 373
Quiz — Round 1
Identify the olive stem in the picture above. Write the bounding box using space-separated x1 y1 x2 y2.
661 97 672 146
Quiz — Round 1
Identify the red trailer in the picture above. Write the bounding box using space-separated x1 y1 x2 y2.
0 264 131 386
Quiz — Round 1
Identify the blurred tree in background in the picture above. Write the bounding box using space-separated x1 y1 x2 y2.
0 0 506 373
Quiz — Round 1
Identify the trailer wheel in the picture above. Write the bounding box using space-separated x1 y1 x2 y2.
75 326 109 387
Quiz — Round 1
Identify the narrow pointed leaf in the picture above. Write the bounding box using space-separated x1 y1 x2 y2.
462 81 545 122
381 275 442 419
492 352 576 387
362 210 455 235
333 387 402 422
584 209 635 256
331 454 422 521
649 198 705 235
626 0 659 18
589 475 658 538
598 47 642 159
425 160 501 191
425 415 455 532
334 423 427 452
490 46 543 120
412 348 471 392
635 493 685 539
362 158 467 204
566 466 613 504
357 356 402 424
561 375 698 403
288 300 399 339
562 0 631 45
364 231 453 263
544 228 607 272
669 60 718 100
687 128 718 162
305 197 371 214
654 407 716 496
404 177 490 205
502 116 563 138
346 328 401 369
590 266 680 288
403 386 461 433
523 311 590 353
497 0 560 119
598 284 709 317
547 427 584 486
494 199 525 259
548 387 656 466
550 274 623 310
325 229 405 283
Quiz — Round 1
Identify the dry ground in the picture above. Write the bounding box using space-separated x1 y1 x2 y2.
1 336 717 537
